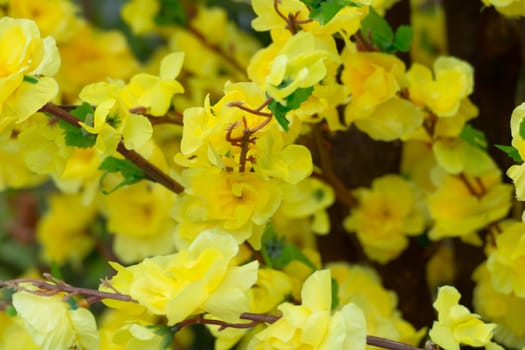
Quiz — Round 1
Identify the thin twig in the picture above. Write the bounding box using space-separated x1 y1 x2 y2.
40 103 184 194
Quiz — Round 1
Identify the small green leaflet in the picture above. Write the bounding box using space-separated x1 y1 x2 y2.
331 278 339 310
519 118 525 139
154 0 187 26
23 75 38 84
148 325 175 350
98 156 147 194
459 124 487 150
58 103 96 148
5 305 17 317
300 0 362 25
360 7 413 53
261 224 317 271
495 144 523 163
268 87 314 131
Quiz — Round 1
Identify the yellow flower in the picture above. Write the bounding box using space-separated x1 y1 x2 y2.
37 193 97 266
251 0 311 32
105 230 258 325
0 311 40 349
101 181 177 263
344 175 426 263
248 269 367 350
264 31 331 103
0 17 59 130
278 177 335 234
121 0 159 34
428 169 512 243
407 56 473 117
12 290 99 350
486 220 525 297
429 285 496 350
79 81 153 153
121 52 185 116
473 263 525 349
174 168 282 245
329 262 426 348
342 51 423 140
56 22 138 102
481 0 525 17
8 0 79 42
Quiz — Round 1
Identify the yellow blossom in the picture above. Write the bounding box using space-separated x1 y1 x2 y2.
486 220 525 297
56 22 138 102
101 181 177 263
0 127 46 190
407 56 473 117
121 0 159 34
79 80 153 153
344 174 426 263
0 17 60 130
0 311 40 349
264 31 331 103
481 0 525 17
104 230 258 325
12 290 99 350
251 0 311 32
473 263 525 349
121 52 185 116
429 285 496 350
37 193 97 266
248 269 367 350
8 0 79 42
428 169 512 243
341 51 423 140
329 262 426 348
173 168 282 246
278 177 335 234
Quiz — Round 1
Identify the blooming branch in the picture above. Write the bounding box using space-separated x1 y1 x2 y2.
40 102 185 194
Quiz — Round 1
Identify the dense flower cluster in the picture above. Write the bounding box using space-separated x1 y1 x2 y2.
0 0 523 349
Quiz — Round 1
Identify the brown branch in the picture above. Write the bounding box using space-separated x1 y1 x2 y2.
129 106 184 126
312 125 357 208
187 25 248 79
0 274 136 305
40 103 185 194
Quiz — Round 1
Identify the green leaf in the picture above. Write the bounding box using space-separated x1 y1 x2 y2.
66 297 78 310
261 224 317 271
154 0 187 26
268 87 314 131
459 124 487 150
360 7 394 52
307 0 362 25
393 25 413 52
58 103 96 148
331 278 339 310
495 144 523 162
98 157 147 194
5 305 17 317
23 75 38 84
519 118 525 139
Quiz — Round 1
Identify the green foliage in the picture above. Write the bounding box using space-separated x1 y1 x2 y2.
519 118 525 139
495 144 523 162
330 278 339 310
58 103 97 148
268 87 314 131
301 0 362 25
460 124 488 150
98 156 147 194
23 75 38 84
261 224 317 271
5 305 17 317
154 0 187 26
360 7 413 53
